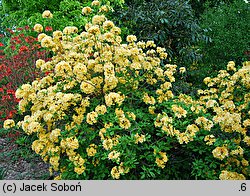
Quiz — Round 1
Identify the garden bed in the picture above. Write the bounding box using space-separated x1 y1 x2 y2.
0 137 50 180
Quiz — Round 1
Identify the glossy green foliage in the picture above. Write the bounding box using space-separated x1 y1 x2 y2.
199 0 250 71
0 0 124 31
113 0 208 65
188 0 233 18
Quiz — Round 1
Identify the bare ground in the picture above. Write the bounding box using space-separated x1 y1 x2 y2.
0 138 50 180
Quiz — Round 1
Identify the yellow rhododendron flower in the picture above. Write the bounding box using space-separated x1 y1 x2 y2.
219 170 246 180
103 138 113 150
80 81 96 94
42 10 53 18
108 150 120 161
92 15 106 25
212 146 229 160
126 35 137 42
111 166 120 179
86 144 97 157
35 59 45 69
103 20 115 30
99 5 109 13
119 117 131 129
41 36 53 48
50 129 61 142
91 0 100 6
204 135 216 145
37 33 46 42
82 6 92 15
11 3 250 180
227 61 236 72
155 151 168 169
3 119 15 129
63 26 78 35
34 24 43 33
134 133 146 144
74 166 86 175
86 111 98 125
179 67 186 74
171 105 187 119
95 105 107 115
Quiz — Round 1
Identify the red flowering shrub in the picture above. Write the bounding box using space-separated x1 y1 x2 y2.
0 28 49 126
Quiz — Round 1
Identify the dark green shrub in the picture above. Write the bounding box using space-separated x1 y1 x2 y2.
188 0 233 18
199 0 250 72
112 0 208 65
0 167 7 180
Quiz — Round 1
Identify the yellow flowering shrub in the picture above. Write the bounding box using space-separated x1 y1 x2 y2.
3 2 250 180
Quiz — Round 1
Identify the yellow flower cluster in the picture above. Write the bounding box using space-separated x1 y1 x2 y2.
175 124 199 144
99 5 110 13
63 26 78 35
86 111 98 125
92 0 100 6
143 93 156 105
230 146 244 156
102 138 113 150
86 144 97 157
154 150 168 169
195 117 214 131
61 137 79 150
82 6 92 15
154 112 174 136
50 128 61 143
204 135 216 145
95 105 107 115
3 119 15 129
212 146 229 160
226 61 236 72
34 24 43 33
105 92 125 107
198 62 250 179
134 133 146 144
111 162 129 179
219 170 246 180
115 108 131 129
108 150 120 162
243 136 250 146
72 155 86 175
126 35 137 42
205 99 218 108
49 156 60 170
171 104 187 118
213 111 243 133
179 67 186 74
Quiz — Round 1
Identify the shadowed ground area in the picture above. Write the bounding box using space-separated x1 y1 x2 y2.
0 137 50 180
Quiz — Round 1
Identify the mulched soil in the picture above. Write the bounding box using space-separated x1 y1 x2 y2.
0 137 50 180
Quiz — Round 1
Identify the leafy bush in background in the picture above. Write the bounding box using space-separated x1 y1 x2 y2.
0 0 124 32
186 0 249 88
188 0 233 18
113 0 208 66
198 0 250 73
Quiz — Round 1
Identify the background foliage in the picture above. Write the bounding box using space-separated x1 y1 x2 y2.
189 0 233 17
113 0 208 66
199 0 250 70
0 0 124 32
